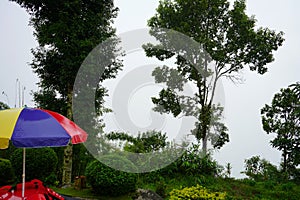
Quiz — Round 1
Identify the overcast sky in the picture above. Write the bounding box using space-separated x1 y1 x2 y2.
0 0 299 178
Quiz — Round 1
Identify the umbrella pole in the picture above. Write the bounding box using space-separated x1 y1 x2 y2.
22 148 25 199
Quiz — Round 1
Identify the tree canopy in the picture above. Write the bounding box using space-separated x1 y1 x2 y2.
261 82 300 177
9 0 122 114
10 0 122 185
144 0 284 152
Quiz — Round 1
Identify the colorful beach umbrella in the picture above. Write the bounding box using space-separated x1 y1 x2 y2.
0 107 87 149
0 107 88 198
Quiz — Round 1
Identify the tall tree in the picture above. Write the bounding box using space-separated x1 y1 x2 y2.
10 0 122 185
261 82 300 177
143 0 284 153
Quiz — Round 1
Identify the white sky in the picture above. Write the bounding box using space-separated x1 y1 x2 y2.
0 0 299 178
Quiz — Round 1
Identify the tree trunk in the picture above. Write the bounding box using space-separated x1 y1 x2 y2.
283 147 287 173
62 143 73 186
202 135 208 154
199 104 212 154
62 85 73 186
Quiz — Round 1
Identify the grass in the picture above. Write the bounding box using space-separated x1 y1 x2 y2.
137 174 300 200
52 175 300 200
52 187 132 200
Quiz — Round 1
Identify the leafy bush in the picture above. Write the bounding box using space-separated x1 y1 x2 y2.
169 184 226 200
85 155 138 196
242 155 281 182
139 143 222 184
0 158 15 186
155 180 167 198
177 143 221 176
241 178 256 186
10 148 58 182
281 182 294 192
44 172 58 186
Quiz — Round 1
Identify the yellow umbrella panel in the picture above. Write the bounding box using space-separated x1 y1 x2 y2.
0 108 22 149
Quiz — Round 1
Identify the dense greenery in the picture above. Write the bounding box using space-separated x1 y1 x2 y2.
143 0 284 153
176 144 221 176
242 155 282 182
140 143 221 178
56 171 300 200
85 155 138 196
10 148 58 183
135 167 300 200
106 130 221 176
9 0 123 185
0 158 14 186
169 185 226 200
106 130 169 153
261 82 300 177
2 1 298 200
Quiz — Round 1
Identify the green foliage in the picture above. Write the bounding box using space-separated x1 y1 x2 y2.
72 144 94 180
154 175 300 200
261 82 300 176
139 143 221 185
11 0 121 100
0 141 16 160
10 0 122 117
169 184 226 200
55 173 300 200
106 131 184 173
290 168 300 184
52 187 132 200
0 158 15 186
85 155 138 196
224 163 232 178
44 172 58 186
242 155 281 182
51 147 64 184
10 148 58 182
108 138 221 180
177 143 221 176
144 0 284 153
155 180 167 198
10 0 123 184
152 88 182 117
106 130 168 153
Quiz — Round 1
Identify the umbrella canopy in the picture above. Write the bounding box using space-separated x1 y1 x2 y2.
0 107 88 199
0 107 87 149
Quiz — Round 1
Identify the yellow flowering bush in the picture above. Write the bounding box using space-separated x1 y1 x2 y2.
169 184 226 200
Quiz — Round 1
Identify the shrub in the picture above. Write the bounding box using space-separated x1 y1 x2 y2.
85 154 138 196
10 148 58 182
290 168 300 183
242 155 280 182
169 184 226 200
44 172 58 186
0 158 15 186
242 178 256 186
177 143 221 176
155 180 167 198
281 182 294 192
140 143 222 182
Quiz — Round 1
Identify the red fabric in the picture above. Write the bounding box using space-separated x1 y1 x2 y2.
43 109 88 144
0 179 64 200
0 186 12 200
